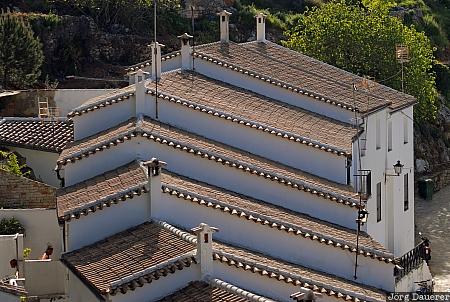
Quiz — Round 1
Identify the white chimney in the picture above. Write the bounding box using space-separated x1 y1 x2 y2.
178 33 193 70
150 42 165 81
255 13 266 42
133 69 150 116
191 223 219 279
217 10 232 43
142 158 166 217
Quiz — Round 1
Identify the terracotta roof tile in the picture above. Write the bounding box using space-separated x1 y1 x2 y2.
213 242 387 302
58 117 360 207
57 161 148 219
161 171 392 261
194 41 415 113
61 222 197 295
157 280 275 302
0 118 73 152
151 71 357 155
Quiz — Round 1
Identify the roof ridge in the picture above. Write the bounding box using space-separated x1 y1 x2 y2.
125 50 182 72
209 278 276 302
153 219 197 245
161 178 393 261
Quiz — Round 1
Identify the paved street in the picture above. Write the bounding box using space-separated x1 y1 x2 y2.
415 185 450 292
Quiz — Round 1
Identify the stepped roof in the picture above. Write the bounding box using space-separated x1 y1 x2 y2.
161 171 392 262
57 161 148 220
194 41 416 113
0 117 73 152
58 117 360 207
61 221 197 298
149 70 358 155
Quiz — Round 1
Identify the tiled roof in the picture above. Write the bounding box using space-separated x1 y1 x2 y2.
0 118 73 152
153 220 387 302
61 222 197 297
67 86 135 118
213 242 387 302
58 117 360 207
194 41 416 113
125 50 181 72
149 70 358 155
57 161 148 220
157 279 276 302
0 282 27 297
161 171 392 261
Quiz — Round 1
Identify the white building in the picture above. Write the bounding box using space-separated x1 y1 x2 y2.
2 10 431 302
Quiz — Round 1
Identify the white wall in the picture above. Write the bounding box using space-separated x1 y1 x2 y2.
395 261 432 292
24 259 66 296
73 97 136 140
0 209 62 260
55 89 116 117
111 264 200 302
0 235 23 279
67 194 150 251
194 59 355 124
67 270 102 302
128 56 182 84
157 98 348 184
63 137 357 228
9 147 59 187
0 291 22 302
155 193 394 291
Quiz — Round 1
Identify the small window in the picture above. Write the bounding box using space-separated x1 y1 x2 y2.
403 116 408 144
137 76 142 82
376 118 381 150
404 173 409 211
258 17 262 23
204 233 209 243
388 120 392 152
377 182 382 222
222 16 225 22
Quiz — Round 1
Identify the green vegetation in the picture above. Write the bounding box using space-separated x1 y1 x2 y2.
0 9 44 89
283 1 438 121
0 217 25 235
0 151 28 176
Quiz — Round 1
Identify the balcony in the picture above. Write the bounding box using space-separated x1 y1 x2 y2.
394 241 427 280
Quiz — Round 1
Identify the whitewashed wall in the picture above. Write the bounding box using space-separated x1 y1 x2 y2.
8 147 59 187
0 235 23 279
67 270 102 302
0 209 61 260
63 138 357 228
73 98 136 140
66 194 150 252
111 264 200 302
55 89 115 116
0 291 22 302
24 259 66 297
395 261 432 292
155 193 394 291
194 60 355 123
157 98 348 184
128 56 182 84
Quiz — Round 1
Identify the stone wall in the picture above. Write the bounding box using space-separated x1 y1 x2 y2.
0 170 56 209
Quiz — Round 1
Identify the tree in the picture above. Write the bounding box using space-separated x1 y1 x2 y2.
283 1 438 121
0 150 27 176
0 9 44 89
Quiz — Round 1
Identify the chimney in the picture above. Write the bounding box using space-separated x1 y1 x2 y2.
133 69 150 116
142 158 167 217
217 10 232 43
191 223 219 279
150 42 165 81
178 33 193 70
255 12 266 42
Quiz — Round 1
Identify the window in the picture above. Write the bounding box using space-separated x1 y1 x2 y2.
403 116 408 144
377 182 382 222
388 120 392 152
222 16 225 22
404 173 409 211
376 118 381 150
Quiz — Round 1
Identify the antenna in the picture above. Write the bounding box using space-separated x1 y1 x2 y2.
395 44 410 93
154 0 159 119
191 5 195 70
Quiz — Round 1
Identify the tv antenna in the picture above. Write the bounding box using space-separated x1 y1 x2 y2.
153 0 159 119
395 44 410 93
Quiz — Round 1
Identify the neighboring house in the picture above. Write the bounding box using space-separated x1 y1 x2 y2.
0 117 73 187
7 10 430 302
0 169 65 301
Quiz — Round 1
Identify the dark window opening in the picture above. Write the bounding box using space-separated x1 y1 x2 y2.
222 16 225 22
377 182 382 222
204 233 209 243
404 173 409 211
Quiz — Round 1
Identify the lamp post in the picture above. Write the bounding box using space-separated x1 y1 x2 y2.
385 160 404 182
354 207 369 280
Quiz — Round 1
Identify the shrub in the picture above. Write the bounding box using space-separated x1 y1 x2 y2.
0 217 25 235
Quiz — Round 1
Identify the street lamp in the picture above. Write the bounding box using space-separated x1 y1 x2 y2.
385 160 404 182
356 208 369 225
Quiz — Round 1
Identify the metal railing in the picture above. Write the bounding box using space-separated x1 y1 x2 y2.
395 241 426 280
